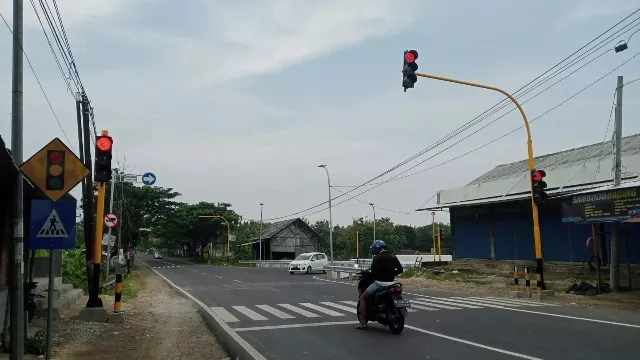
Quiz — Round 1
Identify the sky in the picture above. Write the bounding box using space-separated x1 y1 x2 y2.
1 0 640 228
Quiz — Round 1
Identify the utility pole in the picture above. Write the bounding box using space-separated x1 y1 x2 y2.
369 203 376 242
318 165 334 263
610 75 623 291
259 203 263 261
10 0 25 358
431 212 436 261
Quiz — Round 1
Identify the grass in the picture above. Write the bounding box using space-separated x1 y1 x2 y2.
121 266 143 301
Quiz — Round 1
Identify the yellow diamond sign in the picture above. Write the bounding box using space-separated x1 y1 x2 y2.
19 138 89 202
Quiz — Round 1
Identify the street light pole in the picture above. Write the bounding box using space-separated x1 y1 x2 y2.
259 203 264 261
198 216 231 258
318 165 334 263
415 71 546 294
369 203 376 242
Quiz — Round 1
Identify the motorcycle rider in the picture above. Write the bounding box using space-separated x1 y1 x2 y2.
356 240 404 330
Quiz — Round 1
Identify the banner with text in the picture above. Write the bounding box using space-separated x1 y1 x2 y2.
561 186 640 223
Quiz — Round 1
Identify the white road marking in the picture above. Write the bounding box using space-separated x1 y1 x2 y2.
210 307 240 323
277 304 320 318
319 302 356 313
408 295 483 309
142 262 267 360
409 303 440 311
233 280 243 283
460 297 544 307
232 306 268 321
339 300 359 307
298 303 345 316
255 305 295 319
202 273 206 275
481 296 560 306
406 325 543 360
448 297 523 308
234 320 359 332
409 299 462 310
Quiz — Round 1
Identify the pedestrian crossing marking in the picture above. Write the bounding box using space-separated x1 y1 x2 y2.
255 305 296 319
277 304 320 318
211 307 239 322
36 209 67 237
208 296 559 325
298 303 345 317
232 306 268 321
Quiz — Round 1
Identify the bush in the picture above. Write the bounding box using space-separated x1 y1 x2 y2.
62 245 87 290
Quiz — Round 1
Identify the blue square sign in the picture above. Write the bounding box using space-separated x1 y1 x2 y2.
29 199 77 250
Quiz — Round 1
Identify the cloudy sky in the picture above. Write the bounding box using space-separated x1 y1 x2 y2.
1 0 640 227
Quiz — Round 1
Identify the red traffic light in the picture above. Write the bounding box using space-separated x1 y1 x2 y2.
48 151 64 164
96 135 113 152
532 169 546 182
405 50 418 63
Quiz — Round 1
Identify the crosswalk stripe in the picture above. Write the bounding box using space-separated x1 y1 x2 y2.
420 296 507 309
451 297 524 308
255 305 295 319
464 297 544 307
232 306 269 321
481 296 558 306
410 299 463 310
299 303 345 316
411 296 483 309
410 303 439 311
338 300 418 312
211 307 239 322
319 302 356 313
277 304 320 317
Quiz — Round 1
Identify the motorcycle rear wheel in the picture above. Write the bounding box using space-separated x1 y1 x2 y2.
388 311 405 334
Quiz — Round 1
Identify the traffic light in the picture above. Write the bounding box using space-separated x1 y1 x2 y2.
46 150 66 190
94 133 113 183
531 169 548 205
402 50 419 92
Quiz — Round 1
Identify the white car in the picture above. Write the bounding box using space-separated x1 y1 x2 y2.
288 252 328 274
153 251 163 259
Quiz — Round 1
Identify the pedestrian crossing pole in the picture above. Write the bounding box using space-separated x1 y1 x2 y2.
114 272 123 312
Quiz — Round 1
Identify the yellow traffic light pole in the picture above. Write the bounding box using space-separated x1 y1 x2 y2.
415 72 546 294
199 215 232 260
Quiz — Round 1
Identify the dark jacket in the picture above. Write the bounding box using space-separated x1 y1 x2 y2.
371 251 403 282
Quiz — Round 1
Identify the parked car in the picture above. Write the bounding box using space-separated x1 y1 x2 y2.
154 251 163 259
288 252 328 274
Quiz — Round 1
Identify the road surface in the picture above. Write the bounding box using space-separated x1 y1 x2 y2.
140 256 640 360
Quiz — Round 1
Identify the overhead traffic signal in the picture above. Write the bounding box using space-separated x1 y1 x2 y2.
46 150 66 190
531 169 548 205
402 50 419 92
94 132 113 183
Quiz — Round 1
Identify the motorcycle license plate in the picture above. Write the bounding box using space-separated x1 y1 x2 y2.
393 299 411 308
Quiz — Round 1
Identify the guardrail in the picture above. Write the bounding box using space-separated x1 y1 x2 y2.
323 265 368 281
238 260 290 268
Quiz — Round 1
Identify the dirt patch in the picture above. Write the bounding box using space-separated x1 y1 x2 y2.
49 265 229 360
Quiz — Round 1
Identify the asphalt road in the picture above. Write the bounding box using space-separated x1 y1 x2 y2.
139 256 640 360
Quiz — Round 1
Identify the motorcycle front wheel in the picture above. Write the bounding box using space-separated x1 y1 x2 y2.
388 310 405 334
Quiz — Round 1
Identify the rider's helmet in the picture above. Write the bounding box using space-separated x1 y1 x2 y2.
370 240 387 256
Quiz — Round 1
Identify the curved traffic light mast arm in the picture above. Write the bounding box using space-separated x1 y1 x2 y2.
415 71 546 293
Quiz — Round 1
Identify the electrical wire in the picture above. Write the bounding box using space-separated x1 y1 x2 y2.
284 51 640 219
330 186 415 215
262 10 640 221
0 10 74 149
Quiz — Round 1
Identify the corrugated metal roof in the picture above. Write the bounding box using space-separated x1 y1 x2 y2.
468 133 640 185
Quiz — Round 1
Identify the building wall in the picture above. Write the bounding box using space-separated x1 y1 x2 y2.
451 199 640 263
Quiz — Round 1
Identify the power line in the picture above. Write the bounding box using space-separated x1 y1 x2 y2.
289 51 640 218
262 10 640 221
0 10 74 149
330 186 414 215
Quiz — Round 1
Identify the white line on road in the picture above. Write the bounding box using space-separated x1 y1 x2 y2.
409 299 463 310
298 303 345 316
319 302 356 313
232 306 269 321
405 325 543 360
142 262 267 360
255 305 295 319
210 307 240 323
277 304 320 318
233 280 243 283
234 320 359 332
202 273 206 275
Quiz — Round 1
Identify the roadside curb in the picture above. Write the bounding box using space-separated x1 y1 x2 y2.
141 261 267 360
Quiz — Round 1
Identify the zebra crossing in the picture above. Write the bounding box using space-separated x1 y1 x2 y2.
210 295 559 324
152 265 185 269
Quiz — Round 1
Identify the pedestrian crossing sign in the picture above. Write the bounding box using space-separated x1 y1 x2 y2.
29 199 77 250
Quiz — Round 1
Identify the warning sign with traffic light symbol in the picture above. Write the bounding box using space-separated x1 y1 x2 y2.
19 138 89 202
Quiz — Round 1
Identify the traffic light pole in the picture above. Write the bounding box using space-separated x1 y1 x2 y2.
415 72 546 293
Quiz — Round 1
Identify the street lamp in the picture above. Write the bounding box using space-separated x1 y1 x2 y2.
369 203 376 242
318 165 334 263
198 216 231 259
259 203 264 261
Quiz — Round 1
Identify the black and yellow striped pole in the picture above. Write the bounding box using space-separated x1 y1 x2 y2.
114 273 123 313
512 266 520 298
524 266 531 298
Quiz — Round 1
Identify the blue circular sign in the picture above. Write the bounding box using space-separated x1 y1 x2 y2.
142 172 156 186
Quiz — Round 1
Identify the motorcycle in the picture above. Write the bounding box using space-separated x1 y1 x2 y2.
356 269 410 334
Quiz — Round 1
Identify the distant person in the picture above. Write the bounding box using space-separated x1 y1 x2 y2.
585 236 596 270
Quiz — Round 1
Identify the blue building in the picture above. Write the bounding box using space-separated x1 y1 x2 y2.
420 134 640 263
